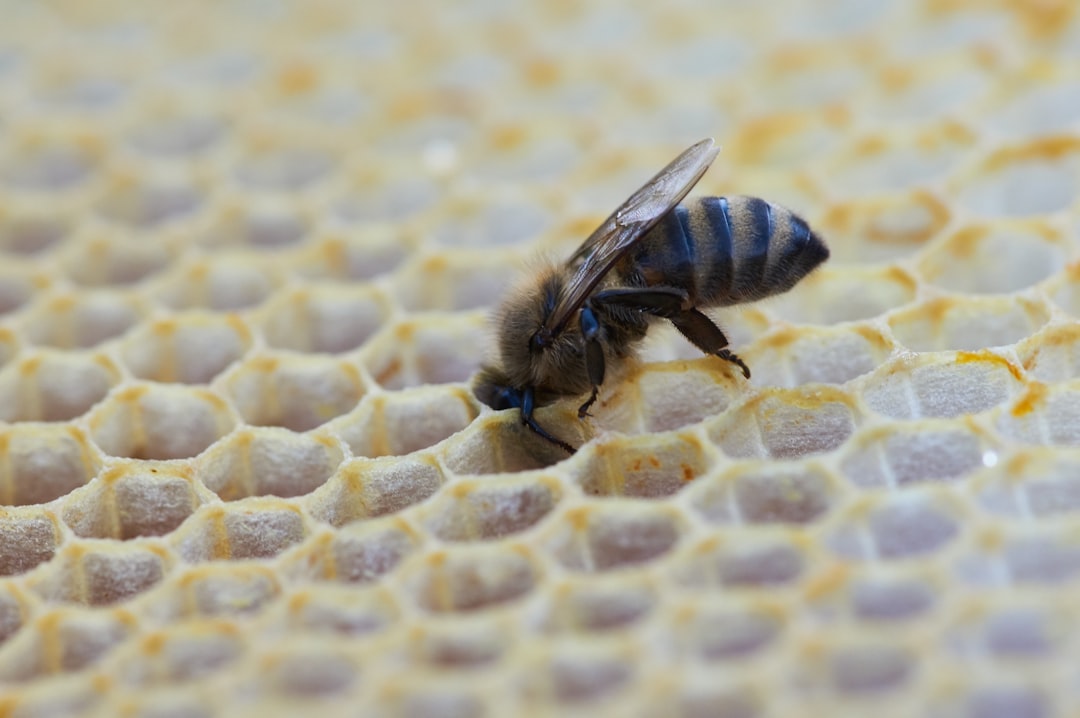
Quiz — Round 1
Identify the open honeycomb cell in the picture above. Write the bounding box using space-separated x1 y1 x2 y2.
4 1 1080 715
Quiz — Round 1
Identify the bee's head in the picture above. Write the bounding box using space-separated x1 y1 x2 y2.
472 366 523 410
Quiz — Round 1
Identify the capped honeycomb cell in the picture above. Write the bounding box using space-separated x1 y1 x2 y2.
221 353 365 432
258 284 394 354
120 313 253 384
88 383 237 460
0 424 101 506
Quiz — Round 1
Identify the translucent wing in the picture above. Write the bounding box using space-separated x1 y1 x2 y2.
543 138 719 337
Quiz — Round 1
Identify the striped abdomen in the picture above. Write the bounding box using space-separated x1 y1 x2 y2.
626 195 829 307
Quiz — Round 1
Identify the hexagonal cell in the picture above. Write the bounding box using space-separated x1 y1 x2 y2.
200 199 311 249
0 261 51 317
158 564 281 619
88 383 236 460
361 314 488 390
523 641 634 706
117 619 246 685
221 353 365 432
28 541 172 606
0 327 18 369
996 384 1080 447
766 265 917 326
669 531 806 589
956 138 1080 217
534 575 657 633
420 475 562 541
407 544 541 613
0 424 100 507
253 641 361 699
816 190 951 263
691 463 835 525
918 220 1069 294
0 350 120 422
441 410 585 475
1049 262 1080 319
258 284 394 354
20 290 147 349
198 427 343 501
334 385 479 458
859 352 1025 420
282 520 421 585
839 420 998 489
0 584 33 646
152 254 282 311
332 171 439 224
62 462 209 540
126 113 227 157
281 583 400 637
889 295 1050 353
827 643 913 695
95 172 205 228
0 202 71 255
963 684 1051 718
545 504 684 572
288 227 417 281
848 572 937 623
0 607 134 682
1016 323 1080 383
233 145 336 191
570 433 713 498
1 139 100 191
708 386 859 460
171 500 307 562
1000 529 1080 585
0 507 62 576
828 493 963 561
376 679 489 718
672 600 783 662
407 615 512 669
976 449 1080 519
594 359 747 434
428 192 551 248
121 313 254 384
826 125 974 197
58 231 178 287
305 455 446 526
744 323 897 387
391 249 520 311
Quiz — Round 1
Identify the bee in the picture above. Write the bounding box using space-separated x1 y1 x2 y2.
474 138 829 453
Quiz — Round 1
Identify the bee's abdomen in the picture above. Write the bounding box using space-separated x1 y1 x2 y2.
687 195 829 306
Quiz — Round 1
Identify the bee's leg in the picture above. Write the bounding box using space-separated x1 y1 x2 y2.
521 386 576 453
578 305 605 418
590 287 689 317
669 308 751 379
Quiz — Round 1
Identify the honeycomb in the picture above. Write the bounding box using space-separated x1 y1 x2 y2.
1 0 1079 715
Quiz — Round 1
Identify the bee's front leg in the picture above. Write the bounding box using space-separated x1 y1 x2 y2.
578 304 605 418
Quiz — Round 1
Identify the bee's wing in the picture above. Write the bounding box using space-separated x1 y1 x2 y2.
545 138 719 335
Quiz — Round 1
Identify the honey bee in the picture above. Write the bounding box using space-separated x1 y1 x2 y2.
474 138 829 453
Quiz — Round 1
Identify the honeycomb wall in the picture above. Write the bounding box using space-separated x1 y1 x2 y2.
1 1 1079 716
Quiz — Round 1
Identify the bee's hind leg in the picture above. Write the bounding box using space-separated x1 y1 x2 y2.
669 308 751 379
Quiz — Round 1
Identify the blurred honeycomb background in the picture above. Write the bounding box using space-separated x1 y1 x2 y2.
1 0 1079 715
